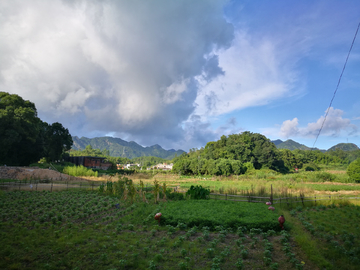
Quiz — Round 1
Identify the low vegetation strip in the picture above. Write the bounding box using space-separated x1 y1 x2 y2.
290 204 360 270
160 200 280 231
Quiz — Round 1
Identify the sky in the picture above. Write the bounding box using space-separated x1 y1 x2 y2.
1 0 360 151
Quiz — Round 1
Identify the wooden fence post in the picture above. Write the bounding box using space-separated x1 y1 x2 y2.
18 180 21 190
50 180 53 192
36 180 38 191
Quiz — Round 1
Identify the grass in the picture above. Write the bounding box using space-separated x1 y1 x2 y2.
63 165 99 177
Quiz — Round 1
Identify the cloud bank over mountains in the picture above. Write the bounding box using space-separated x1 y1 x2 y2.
1 0 359 150
1 0 235 149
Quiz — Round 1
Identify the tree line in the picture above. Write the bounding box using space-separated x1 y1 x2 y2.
0 92 72 166
172 131 360 176
70 145 167 169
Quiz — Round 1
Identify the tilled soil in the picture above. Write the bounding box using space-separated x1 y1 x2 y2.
0 166 85 181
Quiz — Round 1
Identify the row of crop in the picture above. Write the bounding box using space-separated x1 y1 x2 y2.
1 189 313 269
291 205 360 266
0 190 131 227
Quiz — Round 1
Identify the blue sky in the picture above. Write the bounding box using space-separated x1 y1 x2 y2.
1 0 359 151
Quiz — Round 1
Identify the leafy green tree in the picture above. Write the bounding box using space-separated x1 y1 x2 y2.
43 122 73 162
347 158 360 182
0 92 73 165
0 92 43 165
279 149 300 170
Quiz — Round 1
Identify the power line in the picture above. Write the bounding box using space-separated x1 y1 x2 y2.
312 22 360 149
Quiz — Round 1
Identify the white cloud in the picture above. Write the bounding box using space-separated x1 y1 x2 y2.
279 108 358 138
280 118 299 138
0 0 234 149
194 30 301 117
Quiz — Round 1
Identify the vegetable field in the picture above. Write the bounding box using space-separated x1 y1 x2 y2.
290 204 360 270
0 190 314 270
160 200 280 231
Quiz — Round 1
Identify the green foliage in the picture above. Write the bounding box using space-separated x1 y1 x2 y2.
0 92 72 165
160 200 279 231
315 172 336 182
43 122 72 162
63 165 98 177
347 158 360 183
185 185 210 200
70 144 110 158
172 132 286 175
297 204 360 270
303 162 320 171
0 92 43 165
166 190 185 201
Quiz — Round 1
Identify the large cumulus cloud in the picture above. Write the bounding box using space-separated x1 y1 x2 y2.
0 0 234 149
279 108 358 138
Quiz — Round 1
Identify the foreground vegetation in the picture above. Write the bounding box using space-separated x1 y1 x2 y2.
0 186 359 270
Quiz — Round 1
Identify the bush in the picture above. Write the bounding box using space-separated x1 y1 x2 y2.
166 190 184 201
315 172 336 182
303 163 320 171
347 158 360 183
186 185 210 200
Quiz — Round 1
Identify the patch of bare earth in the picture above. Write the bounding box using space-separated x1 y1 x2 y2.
0 166 87 182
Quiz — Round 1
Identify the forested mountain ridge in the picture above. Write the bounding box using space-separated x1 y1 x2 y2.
272 139 358 152
272 139 321 151
328 143 359 152
71 136 185 159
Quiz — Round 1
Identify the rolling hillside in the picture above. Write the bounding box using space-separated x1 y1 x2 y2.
272 139 358 152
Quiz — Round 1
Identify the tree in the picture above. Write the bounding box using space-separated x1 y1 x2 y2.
44 122 73 162
0 92 73 165
0 92 42 165
347 158 360 183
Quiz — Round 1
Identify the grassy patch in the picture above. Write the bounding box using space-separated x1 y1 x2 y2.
160 200 280 231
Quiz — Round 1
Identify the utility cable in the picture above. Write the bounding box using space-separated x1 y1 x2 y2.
312 22 360 149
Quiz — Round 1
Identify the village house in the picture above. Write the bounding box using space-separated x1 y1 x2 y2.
117 163 140 170
147 163 173 171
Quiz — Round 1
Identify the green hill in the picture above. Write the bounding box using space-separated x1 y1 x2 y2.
71 136 185 159
274 139 314 151
327 143 359 152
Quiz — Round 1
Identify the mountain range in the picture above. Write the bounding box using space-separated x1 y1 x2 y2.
71 136 185 159
71 136 359 160
272 139 359 152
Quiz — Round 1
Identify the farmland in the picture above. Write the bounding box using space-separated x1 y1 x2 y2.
1 166 360 269
0 189 312 270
